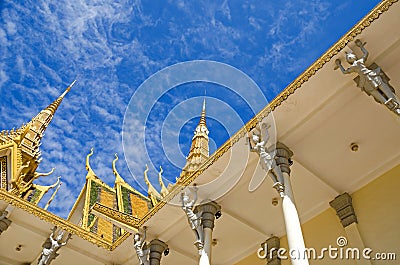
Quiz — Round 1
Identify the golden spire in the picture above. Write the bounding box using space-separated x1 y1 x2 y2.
181 99 210 174
112 153 125 184
39 80 76 116
19 80 76 162
199 98 206 126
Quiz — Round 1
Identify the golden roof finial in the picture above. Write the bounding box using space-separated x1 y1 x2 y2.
144 164 150 186
85 148 97 179
143 164 161 205
113 153 125 184
28 176 61 205
44 177 62 210
158 166 169 197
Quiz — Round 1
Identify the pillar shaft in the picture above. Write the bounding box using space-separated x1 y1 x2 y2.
281 174 308 265
203 227 212 261
199 249 210 265
275 143 309 265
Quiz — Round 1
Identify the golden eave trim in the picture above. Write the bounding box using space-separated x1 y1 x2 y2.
0 188 113 250
135 0 399 226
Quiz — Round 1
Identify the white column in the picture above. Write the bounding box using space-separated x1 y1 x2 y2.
203 227 213 261
276 143 309 265
199 249 210 265
281 173 309 265
198 201 221 265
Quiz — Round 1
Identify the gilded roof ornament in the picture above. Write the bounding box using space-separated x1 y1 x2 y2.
158 166 169 197
44 177 62 210
112 153 125 184
24 167 56 191
10 161 31 193
34 175 61 194
85 148 97 179
144 164 161 205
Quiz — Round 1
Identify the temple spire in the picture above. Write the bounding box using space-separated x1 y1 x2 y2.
19 81 76 162
181 99 210 176
42 80 76 115
199 98 206 126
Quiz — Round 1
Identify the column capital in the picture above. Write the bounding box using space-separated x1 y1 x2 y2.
275 142 293 175
149 239 169 265
329 192 358 227
265 236 281 265
0 210 11 235
198 201 221 230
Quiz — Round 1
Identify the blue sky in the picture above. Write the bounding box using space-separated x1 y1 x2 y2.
0 0 381 218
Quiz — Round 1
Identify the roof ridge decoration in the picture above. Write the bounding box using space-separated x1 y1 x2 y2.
158 166 170 197
144 164 161 205
112 153 125 184
44 177 62 210
85 148 97 179
23 167 56 190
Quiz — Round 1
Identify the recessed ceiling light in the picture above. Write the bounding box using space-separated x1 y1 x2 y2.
350 143 359 152
272 197 279 206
